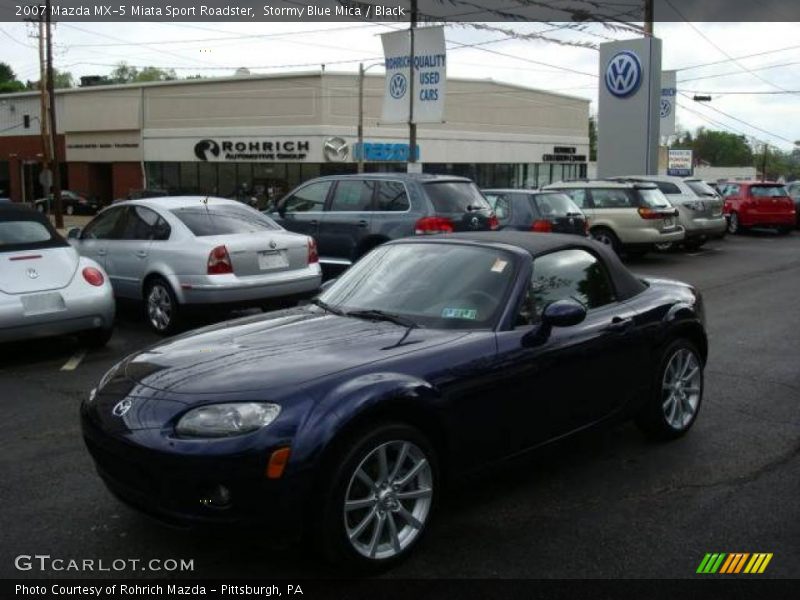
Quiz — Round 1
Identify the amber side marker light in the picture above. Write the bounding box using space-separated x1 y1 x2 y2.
267 447 291 479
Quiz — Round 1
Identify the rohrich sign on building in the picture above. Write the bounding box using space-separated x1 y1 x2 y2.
597 38 663 177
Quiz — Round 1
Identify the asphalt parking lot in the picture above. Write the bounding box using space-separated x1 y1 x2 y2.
1 230 798 579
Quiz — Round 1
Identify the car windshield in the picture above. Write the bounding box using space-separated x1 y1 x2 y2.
319 242 516 329
750 185 788 197
685 180 719 197
535 193 582 216
425 182 491 213
171 204 281 236
638 188 671 208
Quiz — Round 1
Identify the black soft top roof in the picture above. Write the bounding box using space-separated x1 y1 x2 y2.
405 231 647 301
0 203 68 251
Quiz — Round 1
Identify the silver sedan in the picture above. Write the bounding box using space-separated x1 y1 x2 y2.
0 204 114 346
68 196 322 334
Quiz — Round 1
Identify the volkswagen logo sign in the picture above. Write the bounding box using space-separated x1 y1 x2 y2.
605 51 642 98
111 398 133 418
389 72 407 99
323 137 349 162
269 239 277 249
660 98 672 118
194 139 220 161
26 268 39 279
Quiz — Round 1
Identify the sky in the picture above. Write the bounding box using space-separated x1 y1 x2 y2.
1 19 798 151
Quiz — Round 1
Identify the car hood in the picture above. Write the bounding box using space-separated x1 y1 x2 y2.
120 308 470 396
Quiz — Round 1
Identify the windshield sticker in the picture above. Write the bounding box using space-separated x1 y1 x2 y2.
442 308 478 320
491 259 508 273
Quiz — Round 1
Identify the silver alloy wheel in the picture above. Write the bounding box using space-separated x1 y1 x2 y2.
343 440 433 560
147 283 172 331
728 213 739 234
662 348 702 430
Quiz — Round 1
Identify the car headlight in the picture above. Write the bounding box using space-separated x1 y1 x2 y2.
175 403 281 438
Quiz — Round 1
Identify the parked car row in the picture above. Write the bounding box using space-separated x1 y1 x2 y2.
34 190 100 216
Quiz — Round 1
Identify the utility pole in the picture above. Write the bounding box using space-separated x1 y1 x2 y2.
357 63 365 173
45 0 64 229
37 17 52 200
407 0 418 172
761 144 768 181
644 0 653 36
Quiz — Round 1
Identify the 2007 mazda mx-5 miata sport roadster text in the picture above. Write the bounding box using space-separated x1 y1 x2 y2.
81 232 708 569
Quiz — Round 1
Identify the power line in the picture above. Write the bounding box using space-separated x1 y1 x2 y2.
675 43 800 72
678 60 800 84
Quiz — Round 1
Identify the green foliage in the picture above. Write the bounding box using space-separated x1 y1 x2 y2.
25 69 75 90
671 127 753 167
108 63 177 84
0 62 25 94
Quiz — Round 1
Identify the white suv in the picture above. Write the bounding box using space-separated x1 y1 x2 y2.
610 176 727 250
543 180 684 257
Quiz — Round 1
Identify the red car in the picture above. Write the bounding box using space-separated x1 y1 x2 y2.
720 181 796 234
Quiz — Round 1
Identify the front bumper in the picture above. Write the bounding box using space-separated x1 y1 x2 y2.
80 409 306 535
0 283 114 343
172 265 322 305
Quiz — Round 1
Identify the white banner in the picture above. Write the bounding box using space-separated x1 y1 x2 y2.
381 26 446 124
660 70 677 138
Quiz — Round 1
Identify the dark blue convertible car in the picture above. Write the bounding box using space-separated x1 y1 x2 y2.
81 232 707 569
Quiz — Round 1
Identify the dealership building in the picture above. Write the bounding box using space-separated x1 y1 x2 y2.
0 71 589 205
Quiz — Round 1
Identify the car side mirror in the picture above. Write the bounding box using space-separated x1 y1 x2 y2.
542 299 587 328
66 227 81 239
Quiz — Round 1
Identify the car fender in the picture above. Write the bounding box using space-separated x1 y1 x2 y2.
662 302 707 361
141 262 184 303
291 371 442 470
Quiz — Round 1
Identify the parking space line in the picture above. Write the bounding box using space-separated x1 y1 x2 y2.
60 350 87 372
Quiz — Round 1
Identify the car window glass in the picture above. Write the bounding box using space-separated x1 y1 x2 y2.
654 181 682 195
493 195 512 221
557 188 588 208
0 221 52 246
376 181 410 212
171 204 281 236
591 189 634 209
638 189 671 208
685 180 718 197
724 184 739 196
81 208 124 240
119 206 171 241
329 180 376 212
517 249 615 325
750 185 788 197
283 181 331 213
424 182 491 213
534 193 581 216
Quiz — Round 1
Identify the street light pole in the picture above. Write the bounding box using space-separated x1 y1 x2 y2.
45 0 63 229
644 0 653 36
408 0 418 171
357 62 382 174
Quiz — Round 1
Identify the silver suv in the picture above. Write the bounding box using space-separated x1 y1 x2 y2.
611 176 726 250
543 180 684 257
68 196 322 334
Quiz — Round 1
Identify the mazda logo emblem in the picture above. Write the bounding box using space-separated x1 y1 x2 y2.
194 139 220 161
26 268 39 279
605 51 642 98
111 399 133 418
323 137 349 162
389 73 407 99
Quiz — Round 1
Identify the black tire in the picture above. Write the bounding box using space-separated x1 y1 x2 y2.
79 327 113 349
590 227 621 255
777 226 792 236
143 277 181 335
727 212 743 234
684 239 706 252
635 338 704 441
315 422 439 572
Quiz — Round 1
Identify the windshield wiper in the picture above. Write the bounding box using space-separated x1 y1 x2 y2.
346 309 419 329
310 298 347 316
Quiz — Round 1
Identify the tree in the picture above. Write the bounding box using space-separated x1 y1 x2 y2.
25 69 74 90
108 62 177 84
0 62 25 94
671 127 753 166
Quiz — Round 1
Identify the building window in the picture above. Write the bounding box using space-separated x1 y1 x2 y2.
180 162 199 194
162 163 179 194
198 162 217 195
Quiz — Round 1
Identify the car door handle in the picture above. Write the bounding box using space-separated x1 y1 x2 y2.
606 316 633 332
96 249 107 256
357 220 369 228
136 251 148 258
